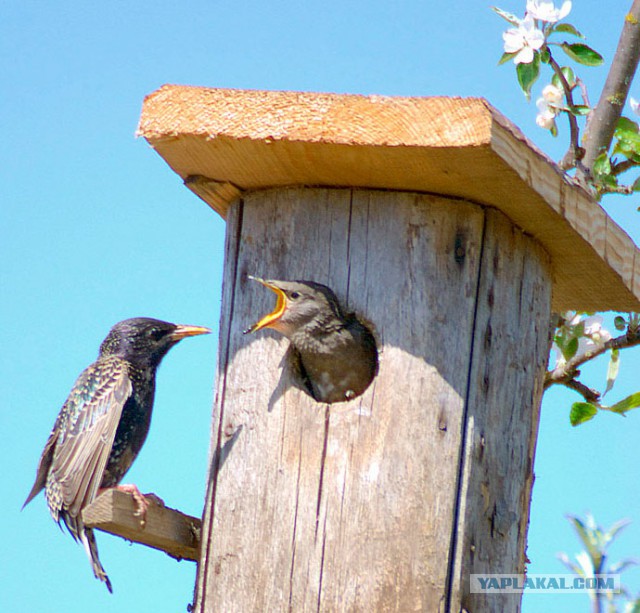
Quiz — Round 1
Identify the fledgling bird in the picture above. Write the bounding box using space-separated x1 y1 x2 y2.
245 277 377 403
23 317 210 592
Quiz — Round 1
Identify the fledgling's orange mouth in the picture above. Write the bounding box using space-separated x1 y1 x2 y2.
245 276 287 333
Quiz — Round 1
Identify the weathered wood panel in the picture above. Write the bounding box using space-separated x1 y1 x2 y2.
449 209 552 612
314 190 485 611
195 188 483 611
194 187 552 612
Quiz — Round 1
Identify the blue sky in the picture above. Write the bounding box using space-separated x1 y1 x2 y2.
2 1 639 611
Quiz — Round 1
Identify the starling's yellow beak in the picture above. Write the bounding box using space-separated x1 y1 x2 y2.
245 276 287 334
170 324 212 340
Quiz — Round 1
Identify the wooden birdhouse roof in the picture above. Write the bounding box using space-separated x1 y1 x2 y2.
137 84 640 312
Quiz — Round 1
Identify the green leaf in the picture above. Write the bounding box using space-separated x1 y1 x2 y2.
616 116 640 136
613 122 640 148
552 23 585 39
498 51 518 65
490 6 521 26
592 152 612 179
564 336 579 360
540 47 551 64
561 43 604 66
567 516 589 545
601 174 620 191
570 402 598 426
632 176 640 192
569 105 590 116
613 140 634 160
603 348 620 397
614 124 640 160
614 119 640 162
551 66 576 89
608 392 640 415
614 315 627 331
516 52 541 100
568 515 602 567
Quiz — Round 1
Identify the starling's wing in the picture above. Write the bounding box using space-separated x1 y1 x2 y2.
48 356 132 519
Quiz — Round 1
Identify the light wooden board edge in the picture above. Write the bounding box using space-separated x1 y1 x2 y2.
490 117 640 312
136 85 640 312
82 489 201 562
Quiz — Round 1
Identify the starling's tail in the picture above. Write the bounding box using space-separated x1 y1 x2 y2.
79 527 113 593
60 511 113 592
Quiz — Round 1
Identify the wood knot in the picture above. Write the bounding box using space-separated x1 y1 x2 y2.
454 233 466 264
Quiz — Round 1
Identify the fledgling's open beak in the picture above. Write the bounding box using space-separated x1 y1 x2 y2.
244 276 287 334
170 324 212 340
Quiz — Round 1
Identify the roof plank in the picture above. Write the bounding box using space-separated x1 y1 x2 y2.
138 85 640 312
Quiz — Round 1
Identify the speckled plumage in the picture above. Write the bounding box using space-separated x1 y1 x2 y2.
23 317 210 592
247 279 378 403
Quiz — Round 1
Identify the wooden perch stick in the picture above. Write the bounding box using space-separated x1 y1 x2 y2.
82 489 201 562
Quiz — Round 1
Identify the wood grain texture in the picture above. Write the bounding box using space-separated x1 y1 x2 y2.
449 209 552 613
184 175 243 217
194 187 552 612
82 489 201 562
196 190 243 607
137 85 640 312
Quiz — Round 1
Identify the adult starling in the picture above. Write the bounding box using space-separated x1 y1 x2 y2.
23 317 210 592
245 277 377 403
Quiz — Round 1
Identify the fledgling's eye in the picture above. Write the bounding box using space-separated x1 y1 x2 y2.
289 291 301 300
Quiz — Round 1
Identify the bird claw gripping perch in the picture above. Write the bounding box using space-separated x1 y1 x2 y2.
111 484 165 527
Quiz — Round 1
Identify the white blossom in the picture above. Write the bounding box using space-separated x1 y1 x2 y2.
526 0 572 23
542 83 563 105
535 84 563 130
551 343 567 370
630 97 640 116
582 315 612 349
503 15 545 64
566 312 581 326
536 99 557 129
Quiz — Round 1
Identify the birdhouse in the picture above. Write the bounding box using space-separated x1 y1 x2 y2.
133 85 640 612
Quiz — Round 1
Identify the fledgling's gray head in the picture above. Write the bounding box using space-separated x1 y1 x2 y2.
245 278 345 338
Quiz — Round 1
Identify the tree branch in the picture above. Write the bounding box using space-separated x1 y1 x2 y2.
545 327 640 392
579 1 640 180
596 183 635 195
576 77 591 109
611 157 639 176
548 53 584 169
563 378 601 404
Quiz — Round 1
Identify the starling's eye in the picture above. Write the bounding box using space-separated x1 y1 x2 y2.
148 328 164 340
289 291 301 300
